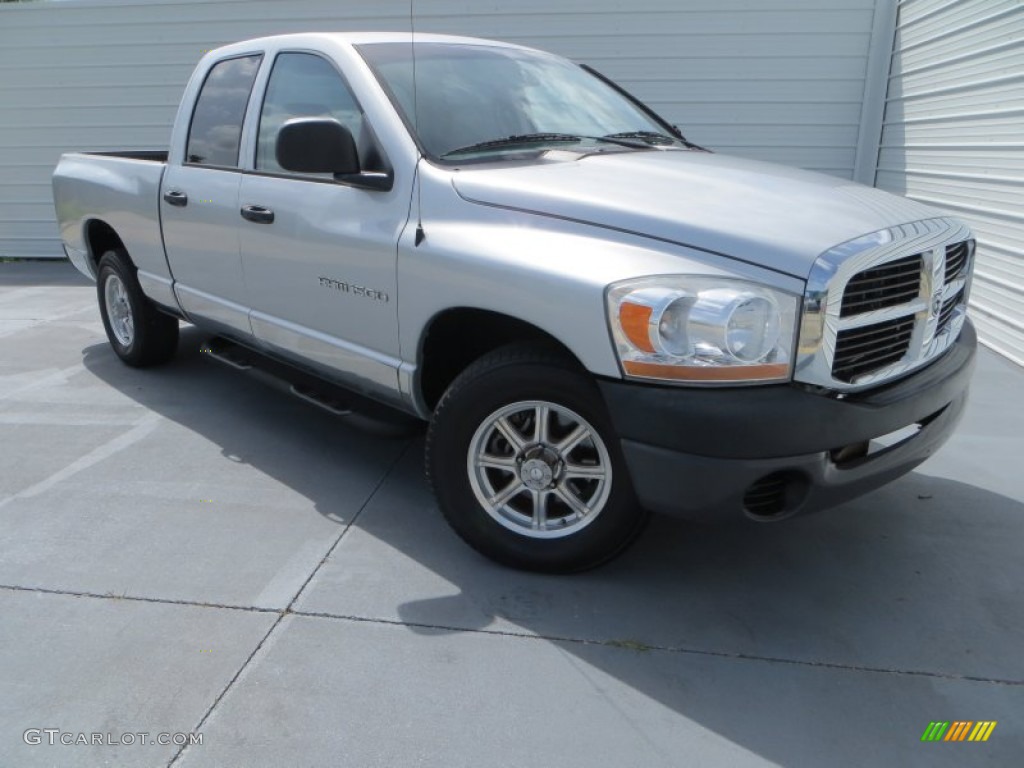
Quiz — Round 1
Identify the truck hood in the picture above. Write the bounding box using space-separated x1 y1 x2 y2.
451 150 940 279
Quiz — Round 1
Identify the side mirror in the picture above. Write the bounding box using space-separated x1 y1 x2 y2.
276 118 360 175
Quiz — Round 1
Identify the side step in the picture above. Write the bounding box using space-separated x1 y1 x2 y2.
289 384 351 416
201 338 252 370
199 336 421 438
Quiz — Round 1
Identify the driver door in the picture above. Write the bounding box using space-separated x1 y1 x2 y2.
237 51 411 397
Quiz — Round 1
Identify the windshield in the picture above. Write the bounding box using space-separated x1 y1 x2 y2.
357 42 676 160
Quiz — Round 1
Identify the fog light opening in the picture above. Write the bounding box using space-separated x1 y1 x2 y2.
743 471 807 521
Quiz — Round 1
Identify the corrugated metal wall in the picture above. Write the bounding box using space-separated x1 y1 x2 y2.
876 0 1024 366
0 0 886 260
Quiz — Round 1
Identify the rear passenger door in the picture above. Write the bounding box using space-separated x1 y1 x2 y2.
162 54 261 336
237 51 410 396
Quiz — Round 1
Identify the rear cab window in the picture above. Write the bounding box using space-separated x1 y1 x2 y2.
186 54 262 168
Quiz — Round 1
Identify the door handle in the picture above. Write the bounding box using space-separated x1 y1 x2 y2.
240 205 275 224
163 189 188 207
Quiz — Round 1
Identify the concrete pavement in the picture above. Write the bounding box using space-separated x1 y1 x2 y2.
1 260 1021 767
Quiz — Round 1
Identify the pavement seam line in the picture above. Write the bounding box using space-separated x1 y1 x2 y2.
4 582 1022 690
166 612 286 767
283 439 413 614
0 583 279 614
286 609 1024 688
166 440 412 767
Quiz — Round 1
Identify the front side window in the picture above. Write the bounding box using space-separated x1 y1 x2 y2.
357 43 676 161
186 55 262 167
256 52 365 176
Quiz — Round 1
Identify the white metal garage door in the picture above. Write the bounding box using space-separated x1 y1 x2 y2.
875 0 1024 366
0 0 888 260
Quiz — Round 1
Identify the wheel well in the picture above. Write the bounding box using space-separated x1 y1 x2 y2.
84 220 127 270
419 309 582 411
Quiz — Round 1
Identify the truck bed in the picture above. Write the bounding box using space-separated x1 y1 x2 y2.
52 151 172 297
85 150 169 162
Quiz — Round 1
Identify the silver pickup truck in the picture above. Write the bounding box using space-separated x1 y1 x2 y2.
53 32 977 572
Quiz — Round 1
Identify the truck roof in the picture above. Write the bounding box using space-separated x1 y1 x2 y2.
206 31 532 60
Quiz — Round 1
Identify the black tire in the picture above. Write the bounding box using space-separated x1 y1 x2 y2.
96 249 178 367
426 344 649 573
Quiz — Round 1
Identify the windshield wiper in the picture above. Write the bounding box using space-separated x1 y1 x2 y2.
440 131 665 158
601 130 678 146
605 129 706 151
442 133 583 158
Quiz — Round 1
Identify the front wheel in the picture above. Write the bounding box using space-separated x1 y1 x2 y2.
426 345 649 572
97 250 178 367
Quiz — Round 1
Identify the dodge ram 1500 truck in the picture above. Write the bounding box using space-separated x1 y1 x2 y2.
53 33 977 572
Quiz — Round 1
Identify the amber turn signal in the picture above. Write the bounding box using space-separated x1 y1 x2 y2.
619 302 656 353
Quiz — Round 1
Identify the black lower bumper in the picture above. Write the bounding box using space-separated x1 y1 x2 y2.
598 320 977 522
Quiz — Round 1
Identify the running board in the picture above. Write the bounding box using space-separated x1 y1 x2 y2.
289 384 352 416
201 339 252 370
198 336 420 438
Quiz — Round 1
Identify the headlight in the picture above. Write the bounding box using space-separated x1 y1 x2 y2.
607 276 799 384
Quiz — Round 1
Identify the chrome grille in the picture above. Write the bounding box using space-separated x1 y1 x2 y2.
840 254 922 317
795 218 974 392
832 317 915 383
944 241 970 283
936 293 960 334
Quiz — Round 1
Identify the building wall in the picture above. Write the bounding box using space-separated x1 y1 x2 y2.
875 0 1024 366
0 0 886 259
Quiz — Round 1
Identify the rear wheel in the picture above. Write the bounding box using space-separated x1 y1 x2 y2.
97 250 178 367
426 344 649 572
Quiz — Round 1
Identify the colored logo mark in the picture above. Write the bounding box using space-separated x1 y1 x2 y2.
921 721 996 742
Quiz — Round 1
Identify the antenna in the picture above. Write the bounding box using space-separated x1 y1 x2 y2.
410 0 425 246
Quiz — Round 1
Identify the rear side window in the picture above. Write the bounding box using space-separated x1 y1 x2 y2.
186 55 262 167
256 52 364 175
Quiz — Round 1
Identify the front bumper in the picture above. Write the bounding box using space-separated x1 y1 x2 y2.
598 320 977 522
